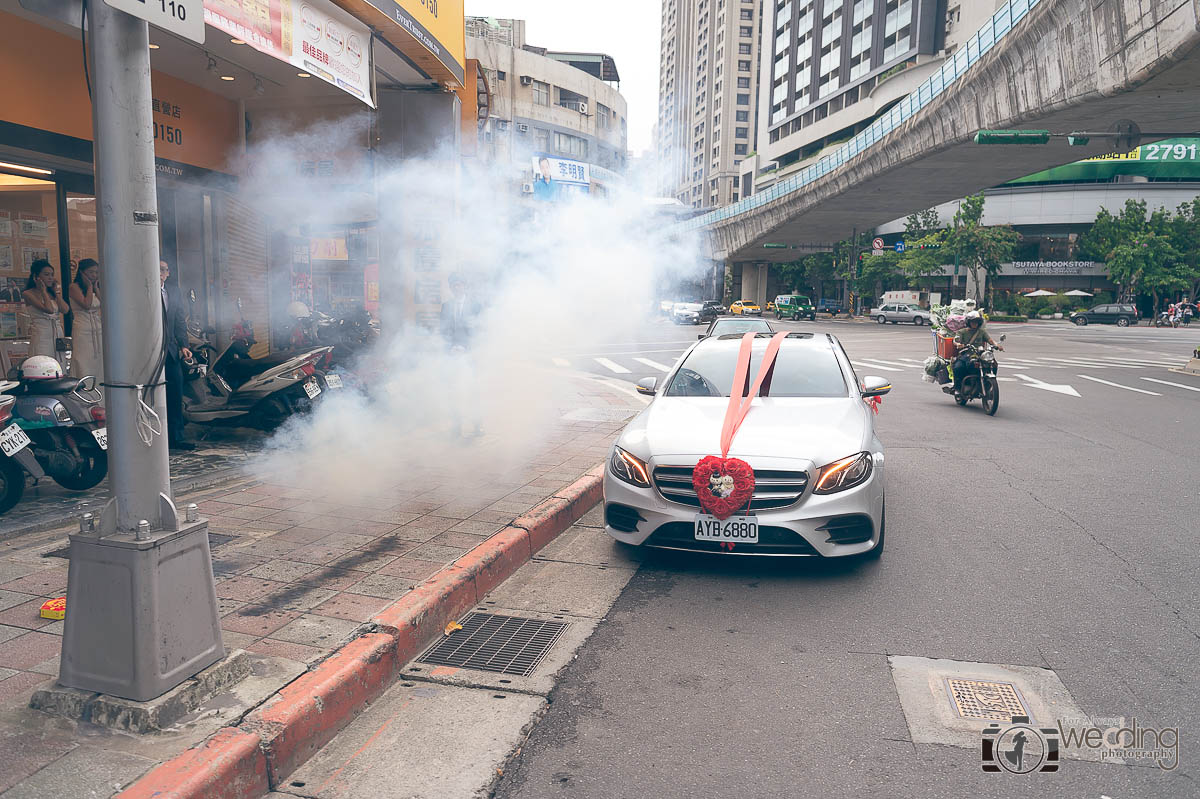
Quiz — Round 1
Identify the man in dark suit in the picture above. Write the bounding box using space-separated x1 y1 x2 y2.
160 260 194 451
440 272 476 350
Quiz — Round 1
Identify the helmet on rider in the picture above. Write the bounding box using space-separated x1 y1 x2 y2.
20 355 63 380
286 301 311 319
965 310 983 329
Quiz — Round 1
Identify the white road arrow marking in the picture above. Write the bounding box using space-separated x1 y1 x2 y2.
1077 375 1160 395
1015 373 1081 396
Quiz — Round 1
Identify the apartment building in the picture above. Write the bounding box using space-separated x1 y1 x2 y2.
745 0 1000 195
467 17 628 185
657 0 763 209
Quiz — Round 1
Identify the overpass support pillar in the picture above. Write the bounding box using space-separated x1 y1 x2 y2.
739 262 768 306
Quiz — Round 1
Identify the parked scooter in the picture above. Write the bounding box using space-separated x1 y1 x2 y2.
0 392 46 514
2 356 108 491
183 297 332 429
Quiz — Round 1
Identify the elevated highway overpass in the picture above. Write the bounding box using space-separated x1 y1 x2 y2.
687 0 1200 267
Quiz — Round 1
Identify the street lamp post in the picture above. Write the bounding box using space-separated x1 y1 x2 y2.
56 0 223 702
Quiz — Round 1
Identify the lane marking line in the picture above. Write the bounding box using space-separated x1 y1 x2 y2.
1077 375 1160 395
633 357 671 373
594 358 631 374
851 360 902 372
1141 377 1200 393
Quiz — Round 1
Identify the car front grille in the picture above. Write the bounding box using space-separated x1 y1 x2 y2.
645 522 819 556
653 465 809 511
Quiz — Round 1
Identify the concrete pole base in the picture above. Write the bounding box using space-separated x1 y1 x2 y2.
57 518 225 702
30 650 251 733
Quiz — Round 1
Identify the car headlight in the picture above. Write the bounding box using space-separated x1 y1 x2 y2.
610 446 651 487
814 452 873 494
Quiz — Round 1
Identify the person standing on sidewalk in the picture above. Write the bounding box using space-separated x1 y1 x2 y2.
68 258 103 382
21 259 69 368
160 259 194 451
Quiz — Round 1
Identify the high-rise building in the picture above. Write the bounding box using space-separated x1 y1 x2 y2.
657 0 763 209
745 1 1000 196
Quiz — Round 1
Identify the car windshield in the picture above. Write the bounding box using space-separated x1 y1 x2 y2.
707 319 771 336
676 303 702 311
665 336 848 398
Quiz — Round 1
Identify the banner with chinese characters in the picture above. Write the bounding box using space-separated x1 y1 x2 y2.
529 155 591 202
203 0 374 107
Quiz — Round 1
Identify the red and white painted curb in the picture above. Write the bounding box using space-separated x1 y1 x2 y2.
117 465 604 799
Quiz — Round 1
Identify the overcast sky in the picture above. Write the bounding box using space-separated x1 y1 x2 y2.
464 1 659 155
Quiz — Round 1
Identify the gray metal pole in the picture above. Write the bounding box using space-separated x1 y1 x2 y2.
89 0 174 533
56 0 223 702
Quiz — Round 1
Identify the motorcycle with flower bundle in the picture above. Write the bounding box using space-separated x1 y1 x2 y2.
941 334 1006 416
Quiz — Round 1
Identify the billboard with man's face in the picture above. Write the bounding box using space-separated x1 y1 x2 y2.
530 156 590 202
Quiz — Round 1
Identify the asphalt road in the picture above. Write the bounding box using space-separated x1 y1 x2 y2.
493 317 1200 798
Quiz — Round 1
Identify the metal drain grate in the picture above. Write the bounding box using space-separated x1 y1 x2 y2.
418 612 570 676
945 678 1029 721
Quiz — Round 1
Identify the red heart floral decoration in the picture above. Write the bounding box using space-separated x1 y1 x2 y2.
692 456 755 520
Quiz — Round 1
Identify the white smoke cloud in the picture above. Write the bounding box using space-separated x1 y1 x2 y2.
233 121 708 496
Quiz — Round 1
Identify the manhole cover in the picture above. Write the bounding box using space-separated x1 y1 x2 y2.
561 407 639 423
418 612 570 677
945 678 1029 721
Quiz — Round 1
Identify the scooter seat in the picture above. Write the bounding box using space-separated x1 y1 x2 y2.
21 377 81 395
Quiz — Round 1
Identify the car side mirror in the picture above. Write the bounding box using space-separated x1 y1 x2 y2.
999 334 1007 342
636 377 658 396
861 375 892 398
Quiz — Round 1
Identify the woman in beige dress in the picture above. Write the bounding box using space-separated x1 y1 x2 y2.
21 259 69 370
69 258 103 382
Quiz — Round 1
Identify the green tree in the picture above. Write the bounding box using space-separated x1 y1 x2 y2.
904 207 942 241
1169 197 1200 300
1106 233 1183 310
852 250 903 302
944 193 1020 305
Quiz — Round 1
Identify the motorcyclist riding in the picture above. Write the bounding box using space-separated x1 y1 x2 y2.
953 311 1002 389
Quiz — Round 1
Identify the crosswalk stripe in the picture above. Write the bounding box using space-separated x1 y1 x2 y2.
1036 358 1108 368
851 360 902 372
1141 377 1200 392
634 357 671 373
594 358 631 374
1077 375 1161 395
552 358 571 368
858 358 913 367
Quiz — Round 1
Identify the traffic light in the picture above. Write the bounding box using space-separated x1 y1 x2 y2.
973 129 1051 145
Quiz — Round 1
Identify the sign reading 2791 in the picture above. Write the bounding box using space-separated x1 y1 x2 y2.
104 0 205 45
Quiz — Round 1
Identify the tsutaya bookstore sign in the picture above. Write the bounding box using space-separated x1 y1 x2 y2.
203 0 374 107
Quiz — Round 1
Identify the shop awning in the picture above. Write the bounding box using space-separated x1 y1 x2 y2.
335 0 465 86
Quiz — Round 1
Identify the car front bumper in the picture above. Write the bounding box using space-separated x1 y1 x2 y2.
603 455 884 557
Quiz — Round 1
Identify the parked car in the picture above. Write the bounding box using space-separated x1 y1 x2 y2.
698 317 774 339
774 294 816 320
605 332 890 558
816 298 844 314
765 300 777 314
672 302 719 325
1069 303 1138 327
871 303 932 325
730 300 762 315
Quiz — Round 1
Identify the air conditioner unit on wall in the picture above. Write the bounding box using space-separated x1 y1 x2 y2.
517 123 529 133
522 183 534 194
520 75 533 86
577 103 588 115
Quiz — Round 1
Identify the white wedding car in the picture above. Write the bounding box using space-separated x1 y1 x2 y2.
603 333 890 558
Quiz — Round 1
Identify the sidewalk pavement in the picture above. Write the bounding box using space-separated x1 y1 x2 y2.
0 428 268 542
0 371 641 798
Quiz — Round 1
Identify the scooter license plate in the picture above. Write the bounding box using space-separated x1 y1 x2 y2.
91 427 108 450
325 374 343 389
303 379 321 400
0 424 31 457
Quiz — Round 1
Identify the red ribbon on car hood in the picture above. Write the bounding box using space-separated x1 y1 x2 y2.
719 332 789 457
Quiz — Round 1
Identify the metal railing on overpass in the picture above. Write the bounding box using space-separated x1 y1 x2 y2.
681 0 1044 234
